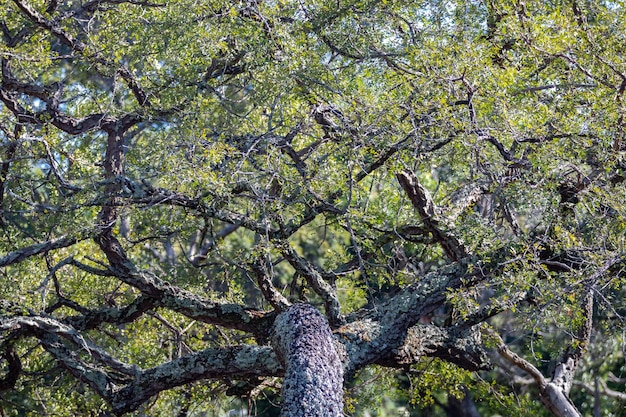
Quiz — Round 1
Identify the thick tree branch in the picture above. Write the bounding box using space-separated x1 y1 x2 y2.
1 58 51 100
1 316 139 377
0 82 116 135
397 170 467 261
114 268 275 335
1 313 281 415
0 20 33 47
336 260 493 374
1 124 19 226
38 331 119 398
0 235 81 267
95 232 274 336
373 324 488 371
0 343 21 391
272 304 343 417
494 332 581 417
1 316 131 400
111 345 282 415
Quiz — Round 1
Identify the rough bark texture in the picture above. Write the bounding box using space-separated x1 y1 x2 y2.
396 171 467 262
111 345 282 415
271 304 344 417
541 384 583 417
1 298 489 415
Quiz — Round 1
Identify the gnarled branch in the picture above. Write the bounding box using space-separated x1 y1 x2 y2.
397 170 467 262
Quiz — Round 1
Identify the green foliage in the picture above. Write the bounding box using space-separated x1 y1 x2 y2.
2 0 626 415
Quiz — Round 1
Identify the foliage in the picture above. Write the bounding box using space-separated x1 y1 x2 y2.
1 0 626 416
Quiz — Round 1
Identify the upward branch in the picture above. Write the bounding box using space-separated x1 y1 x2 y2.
397 170 467 262
493 289 596 417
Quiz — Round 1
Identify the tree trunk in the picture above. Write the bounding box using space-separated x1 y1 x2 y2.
541 383 582 417
271 303 344 417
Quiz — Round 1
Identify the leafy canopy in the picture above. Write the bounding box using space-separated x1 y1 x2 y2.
1 0 626 415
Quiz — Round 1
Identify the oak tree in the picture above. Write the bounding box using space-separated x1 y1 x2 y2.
1 0 625 416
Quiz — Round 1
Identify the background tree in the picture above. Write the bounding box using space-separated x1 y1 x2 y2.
1 0 625 416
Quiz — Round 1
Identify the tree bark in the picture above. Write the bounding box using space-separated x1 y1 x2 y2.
494 290 594 417
271 303 344 417
540 383 583 417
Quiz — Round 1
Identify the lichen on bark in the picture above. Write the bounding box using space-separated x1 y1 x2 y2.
271 303 344 417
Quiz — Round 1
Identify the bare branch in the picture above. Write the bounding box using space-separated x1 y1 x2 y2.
278 242 345 327
250 257 292 312
397 170 467 261
189 222 242 266
491 296 592 417
574 379 626 401
552 291 594 395
492 331 547 390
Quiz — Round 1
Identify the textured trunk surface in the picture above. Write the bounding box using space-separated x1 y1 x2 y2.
271 304 344 417
541 383 583 417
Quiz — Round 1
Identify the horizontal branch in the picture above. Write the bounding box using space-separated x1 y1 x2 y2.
115 268 275 334
515 83 597 94
1 316 139 377
11 0 151 107
0 80 114 135
374 324 489 372
59 294 156 330
0 235 80 267
1 313 281 414
96 233 276 336
337 259 494 374
111 345 282 414
574 379 626 401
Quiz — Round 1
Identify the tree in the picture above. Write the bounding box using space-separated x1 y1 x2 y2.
1 0 625 416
